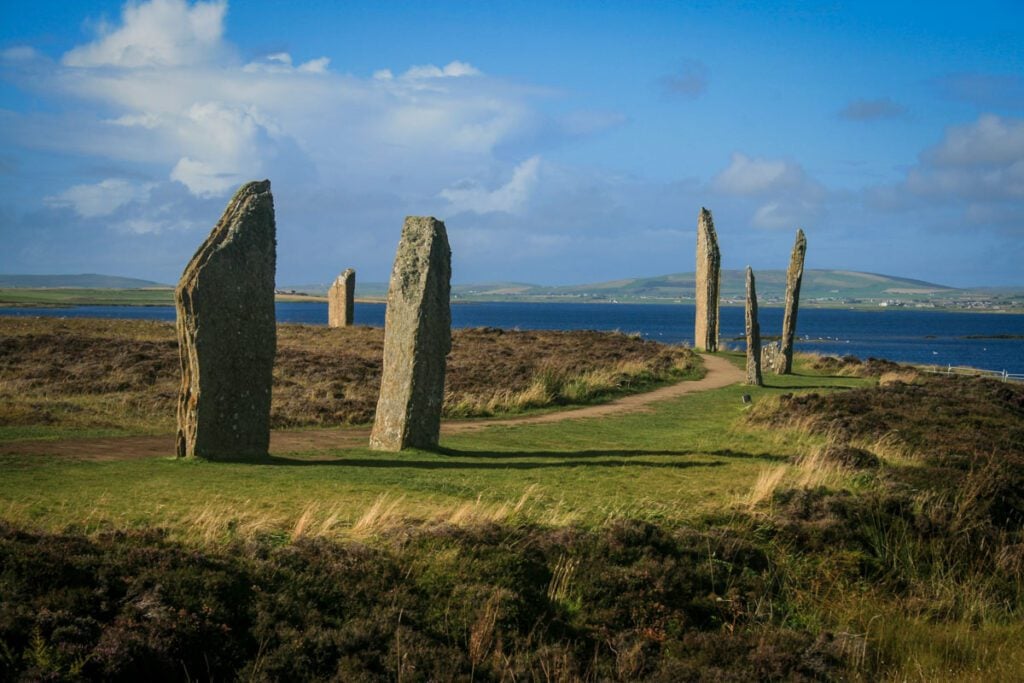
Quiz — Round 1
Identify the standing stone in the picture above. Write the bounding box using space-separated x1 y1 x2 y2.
777 229 807 374
745 266 763 387
369 216 451 451
175 180 276 460
694 207 721 352
761 341 782 373
328 268 356 327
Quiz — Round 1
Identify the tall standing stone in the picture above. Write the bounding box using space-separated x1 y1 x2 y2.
777 229 807 374
694 207 721 352
328 268 356 327
369 216 451 451
745 266 763 387
175 180 276 460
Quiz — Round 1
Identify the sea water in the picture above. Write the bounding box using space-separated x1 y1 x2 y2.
2 302 1022 375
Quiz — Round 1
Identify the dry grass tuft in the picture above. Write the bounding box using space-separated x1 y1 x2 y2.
350 494 407 538
878 369 922 386
185 503 282 544
746 466 790 509
547 553 581 604
744 447 849 511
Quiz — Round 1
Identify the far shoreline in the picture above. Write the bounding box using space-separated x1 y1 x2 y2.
2 290 1021 315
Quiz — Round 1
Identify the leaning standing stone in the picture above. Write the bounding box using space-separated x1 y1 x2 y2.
745 266 763 386
369 216 452 451
694 207 721 352
328 268 356 327
777 229 807 374
175 180 276 460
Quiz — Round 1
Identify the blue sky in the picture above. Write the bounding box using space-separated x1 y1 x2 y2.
2 1 1023 287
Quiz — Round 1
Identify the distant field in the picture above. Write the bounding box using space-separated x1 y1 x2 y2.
0 287 333 307
0 273 165 288
0 287 174 306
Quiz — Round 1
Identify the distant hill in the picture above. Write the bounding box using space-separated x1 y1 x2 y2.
7 271 1021 311
443 270 958 304
0 273 169 289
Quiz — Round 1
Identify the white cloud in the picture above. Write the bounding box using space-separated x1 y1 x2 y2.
440 156 541 214
45 178 154 217
170 157 242 197
905 163 1024 200
752 199 821 229
243 52 331 74
710 153 825 229
62 0 227 68
14 3 535 200
869 114 1024 233
401 60 481 80
106 112 162 129
712 153 807 195
298 57 330 74
893 115 1024 203
926 114 1024 167
164 101 277 196
2 0 650 282
113 215 197 234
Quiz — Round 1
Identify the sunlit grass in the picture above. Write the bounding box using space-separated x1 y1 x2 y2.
0 353 870 543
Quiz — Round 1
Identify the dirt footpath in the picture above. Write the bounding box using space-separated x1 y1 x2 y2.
1 355 742 461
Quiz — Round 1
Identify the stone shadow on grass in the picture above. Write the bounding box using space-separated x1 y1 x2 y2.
265 449 728 470
703 449 790 462
758 382 855 391
438 447 789 463
438 447 698 459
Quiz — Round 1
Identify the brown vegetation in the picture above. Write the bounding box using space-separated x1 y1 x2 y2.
806 353 906 378
749 373 1023 464
0 519 846 681
0 316 697 434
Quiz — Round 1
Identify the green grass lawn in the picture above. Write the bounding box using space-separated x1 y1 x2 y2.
0 354 867 538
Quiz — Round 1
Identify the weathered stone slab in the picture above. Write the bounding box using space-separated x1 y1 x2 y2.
369 216 451 451
745 266 763 386
761 340 782 374
694 207 721 352
175 180 276 460
328 268 355 327
777 229 807 374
